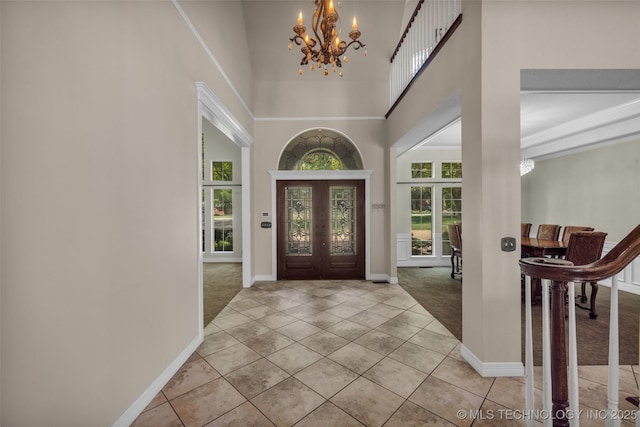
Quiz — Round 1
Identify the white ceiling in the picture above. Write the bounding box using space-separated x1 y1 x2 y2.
410 91 640 160
409 71 640 159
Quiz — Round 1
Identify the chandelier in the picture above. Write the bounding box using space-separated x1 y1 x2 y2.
288 0 366 77
520 158 535 176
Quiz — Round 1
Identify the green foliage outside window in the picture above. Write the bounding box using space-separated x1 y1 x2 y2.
411 162 433 178
213 188 233 252
410 186 432 255
442 162 462 178
297 150 343 170
212 161 233 181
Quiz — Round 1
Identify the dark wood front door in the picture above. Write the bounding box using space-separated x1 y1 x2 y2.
277 180 365 280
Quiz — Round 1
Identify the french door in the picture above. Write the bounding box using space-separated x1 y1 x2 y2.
276 180 365 280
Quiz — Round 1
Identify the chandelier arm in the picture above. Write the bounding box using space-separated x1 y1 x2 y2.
346 40 365 50
289 0 365 76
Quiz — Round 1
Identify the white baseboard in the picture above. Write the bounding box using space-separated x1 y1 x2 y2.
389 276 399 284
397 261 450 268
253 274 276 282
369 273 390 283
112 334 203 427
460 344 524 377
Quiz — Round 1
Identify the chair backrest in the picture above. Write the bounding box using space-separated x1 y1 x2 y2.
561 225 595 246
448 223 462 249
565 231 608 266
521 223 532 237
537 224 561 241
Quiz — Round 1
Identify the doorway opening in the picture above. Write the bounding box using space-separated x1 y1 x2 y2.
197 82 253 330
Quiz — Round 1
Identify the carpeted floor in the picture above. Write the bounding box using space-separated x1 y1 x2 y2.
397 267 640 366
203 263 243 326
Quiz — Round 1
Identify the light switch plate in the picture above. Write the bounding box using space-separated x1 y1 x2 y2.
501 237 516 252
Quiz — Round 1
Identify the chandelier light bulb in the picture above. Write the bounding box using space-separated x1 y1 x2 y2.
297 11 303 26
352 16 358 31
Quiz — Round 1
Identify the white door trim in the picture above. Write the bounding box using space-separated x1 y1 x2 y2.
197 82 253 340
268 170 374 281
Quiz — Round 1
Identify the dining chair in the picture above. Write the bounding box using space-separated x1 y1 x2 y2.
521 223 532 237
536 224 561 241
564 231 607 319
447 223 462 279
560 225 594 246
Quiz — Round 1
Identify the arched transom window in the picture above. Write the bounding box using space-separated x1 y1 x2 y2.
278 129 363 171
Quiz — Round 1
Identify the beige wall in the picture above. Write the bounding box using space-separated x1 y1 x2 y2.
249 1 400 118
522 139 640 242
387 0 640 366
1 1 252 425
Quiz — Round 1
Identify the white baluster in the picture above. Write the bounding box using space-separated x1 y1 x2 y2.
607 275 620 427
542 278 553 427
568 282 580 426
525 275 535 427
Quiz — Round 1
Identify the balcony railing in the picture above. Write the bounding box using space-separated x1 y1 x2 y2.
387 0 462 117
519 224 640 427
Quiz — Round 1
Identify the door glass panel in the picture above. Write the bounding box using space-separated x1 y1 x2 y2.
330 186 356 255
286 186 312 255
442 186 462 254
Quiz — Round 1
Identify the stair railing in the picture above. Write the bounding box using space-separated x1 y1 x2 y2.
519 224 640 427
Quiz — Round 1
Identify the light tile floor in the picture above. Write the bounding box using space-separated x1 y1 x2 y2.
132 280 639 426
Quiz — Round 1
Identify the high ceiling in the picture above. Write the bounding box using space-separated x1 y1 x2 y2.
242 0 409 84
240 2 640 159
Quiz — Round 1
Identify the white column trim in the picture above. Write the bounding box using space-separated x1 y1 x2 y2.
460 344 524 377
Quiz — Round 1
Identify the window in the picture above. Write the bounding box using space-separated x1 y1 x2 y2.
213 188 233 252
297 149 343 170
441 162 462 178
212 161 232 181
411 186 432 255
411 162 433 179
403 160 462 262
442 186 462 255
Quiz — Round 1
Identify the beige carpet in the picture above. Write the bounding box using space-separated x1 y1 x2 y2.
203 263 242 326
398 267 640 366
